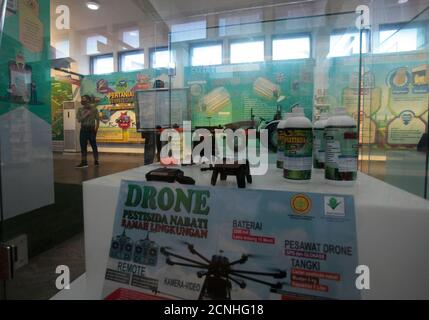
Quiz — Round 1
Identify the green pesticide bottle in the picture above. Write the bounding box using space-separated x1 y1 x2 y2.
283 108 313 182
325 108 359 185
313 113 329 170
276 113 290 169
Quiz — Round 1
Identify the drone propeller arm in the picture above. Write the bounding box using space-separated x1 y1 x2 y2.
162 249 208 267
186 245 211 264
167 259 209 270
228 276 246 289
232 269 286 279
229 255 248 266
231 272 281 289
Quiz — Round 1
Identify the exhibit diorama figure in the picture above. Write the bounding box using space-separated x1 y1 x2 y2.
76 95 100 169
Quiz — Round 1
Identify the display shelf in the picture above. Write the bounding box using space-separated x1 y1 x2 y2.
79 163 429 300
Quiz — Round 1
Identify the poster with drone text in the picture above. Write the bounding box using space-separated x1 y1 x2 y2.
102 180 360 300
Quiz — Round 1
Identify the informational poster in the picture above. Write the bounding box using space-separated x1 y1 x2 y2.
81 70 170 144
329 52 429 149
19 0 43 53
342 70 382 116
102 181 360 300
386 110 427 147
51 79 73 141
97 104 142 143
185 60 315 127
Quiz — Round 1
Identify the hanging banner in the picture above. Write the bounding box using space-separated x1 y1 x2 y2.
102 181 360 301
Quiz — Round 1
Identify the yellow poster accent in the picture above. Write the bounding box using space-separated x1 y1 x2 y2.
343 87 382 116
291 194 312 215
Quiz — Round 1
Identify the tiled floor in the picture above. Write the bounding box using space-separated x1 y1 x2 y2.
3 152 144 300
5 234 85 300
54 152 145 185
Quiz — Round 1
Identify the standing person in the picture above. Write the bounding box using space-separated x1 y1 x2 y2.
76 95 100 168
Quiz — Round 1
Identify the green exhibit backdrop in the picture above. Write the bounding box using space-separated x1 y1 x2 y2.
51 79 73 141
184 60 315 127
0 0 55 220
81 69 170 143
329 52 429 149
0 0 51 123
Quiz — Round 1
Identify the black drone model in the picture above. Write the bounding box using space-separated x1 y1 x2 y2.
160 243 287 300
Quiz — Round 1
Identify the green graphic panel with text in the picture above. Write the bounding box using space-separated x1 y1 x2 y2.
0 0 51 124
185 60 315 127
328 52 429 149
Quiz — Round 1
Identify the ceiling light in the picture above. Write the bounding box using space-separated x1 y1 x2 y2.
398 0 408 4
86 1 100 11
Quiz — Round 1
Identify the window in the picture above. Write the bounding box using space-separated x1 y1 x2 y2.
191 44 223 66
122 29 140 49
328 31 368 57
377 26 422 53
230 40 265 64
119 50 144 72
272 36 311 60
91 54 114 75
54 40 70 59
150 48 170 69
171 20 207 43
86 35 108 55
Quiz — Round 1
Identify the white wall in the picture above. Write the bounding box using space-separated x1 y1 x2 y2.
50 0 429 89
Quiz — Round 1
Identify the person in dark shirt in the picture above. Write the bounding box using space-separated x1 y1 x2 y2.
76 95 100 168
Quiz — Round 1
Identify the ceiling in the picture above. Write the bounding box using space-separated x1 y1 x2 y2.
147 0 313 21
50 0 429 34
50 0 149 32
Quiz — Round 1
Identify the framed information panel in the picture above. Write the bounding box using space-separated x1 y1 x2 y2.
135 88 190 131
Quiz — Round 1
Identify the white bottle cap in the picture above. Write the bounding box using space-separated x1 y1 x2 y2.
290 107 305 117
334 107 348 116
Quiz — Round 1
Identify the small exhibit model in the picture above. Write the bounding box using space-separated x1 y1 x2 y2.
160 243 286 300
203 160 252 189
146 168 196 185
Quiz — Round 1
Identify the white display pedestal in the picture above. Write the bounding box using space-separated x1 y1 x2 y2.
57 164 429 300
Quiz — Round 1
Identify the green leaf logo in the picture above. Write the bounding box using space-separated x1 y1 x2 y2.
328 198 341 210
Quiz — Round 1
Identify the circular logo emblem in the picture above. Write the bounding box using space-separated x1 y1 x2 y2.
291 194 312 215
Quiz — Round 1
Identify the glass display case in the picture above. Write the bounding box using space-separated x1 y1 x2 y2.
154 1 429 199
0 0 428 301
361 6 429 199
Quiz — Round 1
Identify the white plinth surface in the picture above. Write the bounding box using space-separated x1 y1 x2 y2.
51 274 88 300
81 165 429 300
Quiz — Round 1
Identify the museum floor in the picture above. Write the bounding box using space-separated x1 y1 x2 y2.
4 152 387 300
4 152 144 300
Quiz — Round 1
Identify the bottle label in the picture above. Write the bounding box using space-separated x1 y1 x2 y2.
325 126 358 181
313 128 325 169
283 128 313 180
277 128 286 168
